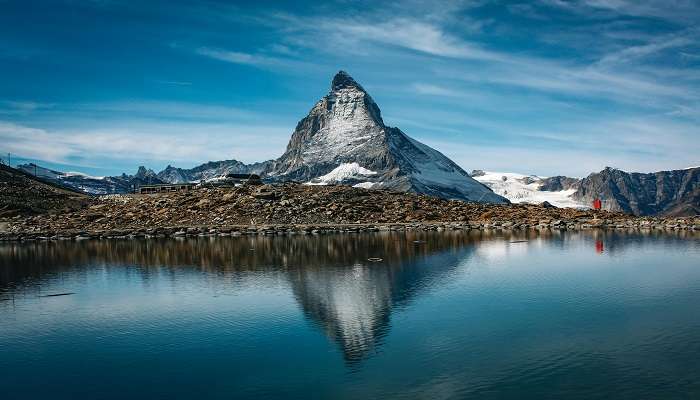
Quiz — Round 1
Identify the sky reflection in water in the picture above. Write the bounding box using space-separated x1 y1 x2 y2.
1 230 699 399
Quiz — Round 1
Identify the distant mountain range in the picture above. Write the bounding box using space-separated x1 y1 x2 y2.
14 70 699 216
17 163 165 195
472 167 700 216
572 167 700 217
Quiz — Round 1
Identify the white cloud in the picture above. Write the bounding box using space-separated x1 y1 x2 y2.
541 0 700 23
194 46 321 74
435 54 698 107
0 120 290 168
264 9 697 111
196 47 269 65
331 18 499 60
412 83 466 97
6 1 698 178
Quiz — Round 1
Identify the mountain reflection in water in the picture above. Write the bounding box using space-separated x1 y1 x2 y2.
1 229 697 366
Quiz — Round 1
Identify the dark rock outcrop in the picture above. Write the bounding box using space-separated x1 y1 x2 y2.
539 176 581 192
157 160 272 184
572 167 700 216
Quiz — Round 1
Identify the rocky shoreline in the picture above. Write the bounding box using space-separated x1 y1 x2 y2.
2 184 698 242
2 221 698 242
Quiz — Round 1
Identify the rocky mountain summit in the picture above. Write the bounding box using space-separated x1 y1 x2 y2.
154 71 504 203
262 71 505 203
539 176 581 192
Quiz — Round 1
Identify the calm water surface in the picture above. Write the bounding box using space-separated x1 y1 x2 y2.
1 230 699 399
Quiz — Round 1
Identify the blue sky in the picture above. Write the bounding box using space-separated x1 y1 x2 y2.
1 0 698 177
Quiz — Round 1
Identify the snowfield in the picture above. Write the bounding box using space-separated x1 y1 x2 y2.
352 182 376 189
306 163 377 185
473 171 588 209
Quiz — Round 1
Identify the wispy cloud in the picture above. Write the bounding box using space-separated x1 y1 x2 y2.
412 83 466 97
595 30 697 68
331 18 499 60
540 0 700 23
4 0 699 177
196 47 270 66
208 2 698 175
194 45 320 74
263 7 698 108
0 120 290 169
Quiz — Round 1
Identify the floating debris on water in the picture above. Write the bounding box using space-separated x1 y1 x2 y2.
38 292 75 298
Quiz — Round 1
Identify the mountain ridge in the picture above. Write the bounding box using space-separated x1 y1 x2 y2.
17 163 165 195
11 71 698 215
572 166 700 216
470 166 700 216
150 70 505 203
261 70 506 203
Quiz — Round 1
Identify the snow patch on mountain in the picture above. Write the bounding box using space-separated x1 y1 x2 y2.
353 182 376 189
473 171 587 208
306 162 377 185
17 163 165 195
63 171 104 179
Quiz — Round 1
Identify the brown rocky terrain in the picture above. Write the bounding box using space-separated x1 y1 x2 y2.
2 183 697 241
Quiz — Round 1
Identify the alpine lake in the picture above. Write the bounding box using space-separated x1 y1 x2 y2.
1 229 699 399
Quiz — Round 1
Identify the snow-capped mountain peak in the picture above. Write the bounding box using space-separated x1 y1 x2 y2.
269 71 506 203
24 71 506 204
